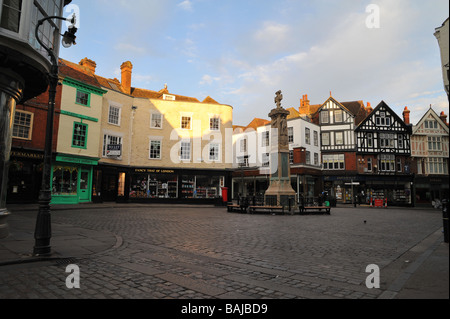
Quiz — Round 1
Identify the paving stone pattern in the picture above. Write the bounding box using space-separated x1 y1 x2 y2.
0 206 443 299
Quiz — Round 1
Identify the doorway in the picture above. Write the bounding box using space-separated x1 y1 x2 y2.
78 169 91 202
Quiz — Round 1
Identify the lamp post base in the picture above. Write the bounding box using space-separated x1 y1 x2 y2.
0 209 10 239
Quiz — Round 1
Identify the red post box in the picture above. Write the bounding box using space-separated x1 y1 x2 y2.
221 187 228 203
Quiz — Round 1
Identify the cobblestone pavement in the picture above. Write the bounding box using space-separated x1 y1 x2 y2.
0 205 445 300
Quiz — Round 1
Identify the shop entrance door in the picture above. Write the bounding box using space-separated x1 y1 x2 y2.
102 173 117 202
79 169 91 202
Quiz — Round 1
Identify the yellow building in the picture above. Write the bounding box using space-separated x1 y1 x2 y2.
59 58 233 203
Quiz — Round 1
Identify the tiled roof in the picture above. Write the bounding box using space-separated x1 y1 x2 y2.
59 59 103 89
59 58 218 104
246 118 271 130
202 96 220 104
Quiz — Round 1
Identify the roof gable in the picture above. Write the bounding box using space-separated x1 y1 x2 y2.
356 101 412 133
413 107 450 134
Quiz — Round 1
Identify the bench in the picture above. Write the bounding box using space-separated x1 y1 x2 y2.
227 204 247 213
299 206 331 215
248 205 284 214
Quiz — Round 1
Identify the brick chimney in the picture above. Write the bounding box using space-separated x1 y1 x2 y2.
440 111 448 125
299 94 310 115
366 102 373 113
403 107 410 125
120 61 133 95
79 58 96 73
293 147 306 164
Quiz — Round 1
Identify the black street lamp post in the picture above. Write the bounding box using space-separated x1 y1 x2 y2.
33 15 77 256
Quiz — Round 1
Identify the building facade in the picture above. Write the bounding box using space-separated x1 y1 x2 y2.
355 101 414 206
314 96 369 204
411 107 449 205
51 60 107 205
1 0 72 237
434 18 449 102
48 58 234 205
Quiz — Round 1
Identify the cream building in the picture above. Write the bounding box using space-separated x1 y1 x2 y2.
59 58 234 203
52 60 107 204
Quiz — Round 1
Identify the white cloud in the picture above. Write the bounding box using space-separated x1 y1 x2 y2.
178 0 193 12
200 74 221 85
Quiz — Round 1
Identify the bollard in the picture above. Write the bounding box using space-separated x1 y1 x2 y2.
442 199 449 243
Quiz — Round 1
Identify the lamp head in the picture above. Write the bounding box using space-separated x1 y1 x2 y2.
62 25 77 48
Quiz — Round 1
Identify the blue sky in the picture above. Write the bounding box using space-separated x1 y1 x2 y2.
60 0 449 126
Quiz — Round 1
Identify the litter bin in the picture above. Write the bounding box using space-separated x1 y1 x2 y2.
443 199 449 243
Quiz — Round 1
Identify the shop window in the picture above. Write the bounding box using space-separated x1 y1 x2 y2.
0 0 22 33
52 166 78 196
12 110 33 140
129 174 178 198
72 123 88 149
195 175 222 199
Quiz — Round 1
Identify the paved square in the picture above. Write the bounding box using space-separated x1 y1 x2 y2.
0 205 445 300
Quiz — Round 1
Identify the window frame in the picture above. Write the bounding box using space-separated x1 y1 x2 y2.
181 115 192 130
150 112 163 129
12 109 33 140
76 89 91 107
102 133 123 159
149 140 162 160
72 122 88 149
180 140 191 161
108 104 122 126
209 142 220 161
209 116 220 131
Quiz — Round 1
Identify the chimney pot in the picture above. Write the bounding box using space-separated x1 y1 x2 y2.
403 107 410 125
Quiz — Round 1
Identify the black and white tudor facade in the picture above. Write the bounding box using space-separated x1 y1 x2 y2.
355 101 414 205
